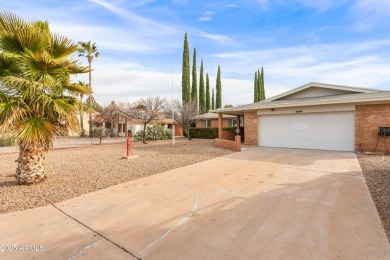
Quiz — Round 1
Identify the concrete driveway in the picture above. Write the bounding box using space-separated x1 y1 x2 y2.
1 147 389 259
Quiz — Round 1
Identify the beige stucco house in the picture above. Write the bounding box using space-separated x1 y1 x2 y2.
213 82 390 153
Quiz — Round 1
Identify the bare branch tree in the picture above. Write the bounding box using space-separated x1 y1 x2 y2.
165 99 198 140
131 96 165 144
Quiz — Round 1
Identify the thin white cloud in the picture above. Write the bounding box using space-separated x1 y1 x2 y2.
198 11 214 22
350 0 390 30
194 30 232 44
199 16 211 22
278 0 350 12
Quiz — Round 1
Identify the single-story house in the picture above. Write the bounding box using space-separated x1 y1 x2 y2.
94 108 182 137
213 82 390 152
195 112 241 128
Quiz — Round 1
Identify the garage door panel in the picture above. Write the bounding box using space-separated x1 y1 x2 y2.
259 112 354 151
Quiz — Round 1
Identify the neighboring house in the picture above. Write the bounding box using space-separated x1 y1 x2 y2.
67 112 97 137
93 107 182 137
213 82 390 152
195 112 241 128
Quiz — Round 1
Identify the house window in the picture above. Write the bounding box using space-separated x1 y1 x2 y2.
119 123 125 133
202 119 211 128
228 119 237 127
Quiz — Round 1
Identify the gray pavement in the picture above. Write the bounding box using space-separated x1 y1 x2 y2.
0 147 389 259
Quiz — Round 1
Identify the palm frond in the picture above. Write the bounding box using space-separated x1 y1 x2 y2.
66 60 89 74
16 117 56 150
50 33 79 59
0 99 30 128
0 53 21 77
21 51 66 85
0 12 29 38
63 82 91 95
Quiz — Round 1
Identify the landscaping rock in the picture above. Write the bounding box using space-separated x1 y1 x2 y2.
0 139 232 214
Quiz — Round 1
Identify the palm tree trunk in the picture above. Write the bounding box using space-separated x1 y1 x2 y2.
88 58 93 137
16 144 46 184
80 94 84 137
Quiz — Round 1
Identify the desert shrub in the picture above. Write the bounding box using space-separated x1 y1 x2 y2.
0 137 17 147
133 124 172 142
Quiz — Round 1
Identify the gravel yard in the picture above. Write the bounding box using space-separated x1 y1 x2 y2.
0 139 232 214
357 153 390 241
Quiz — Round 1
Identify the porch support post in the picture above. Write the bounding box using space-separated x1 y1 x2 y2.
125 118 128 135
236 115 240 128
218 113 223 138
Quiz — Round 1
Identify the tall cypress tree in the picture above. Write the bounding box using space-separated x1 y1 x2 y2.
216 65 222 109
260 66 265 100
191 47 197 105
212 88 215 110
257 69 262 102
254 71 258 102
206 73 210 112
199 60 205 114
181 32 190 103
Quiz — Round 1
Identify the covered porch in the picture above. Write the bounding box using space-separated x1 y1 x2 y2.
214 112 245 152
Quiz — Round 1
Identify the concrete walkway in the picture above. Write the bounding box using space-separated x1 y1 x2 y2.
0 148 389 259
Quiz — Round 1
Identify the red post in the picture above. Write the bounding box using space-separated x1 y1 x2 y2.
126 132 132 156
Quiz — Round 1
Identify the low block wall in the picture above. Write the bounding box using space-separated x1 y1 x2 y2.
214 136 241 152
221 130 235 141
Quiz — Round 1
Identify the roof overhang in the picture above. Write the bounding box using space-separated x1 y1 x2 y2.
212 94 390 114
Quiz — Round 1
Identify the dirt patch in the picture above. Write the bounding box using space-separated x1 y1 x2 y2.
357 153 390 241
0 139 232 214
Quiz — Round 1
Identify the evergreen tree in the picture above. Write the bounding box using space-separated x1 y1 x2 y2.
212 88 215 110
216 65 222 109
181 32 190 103
199 60 206 114
257 69 262 102
260 66 265 100
191 47 197 105
254 71 259 102
206 73 210 112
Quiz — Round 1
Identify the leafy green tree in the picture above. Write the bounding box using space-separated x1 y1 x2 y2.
85 95 103 113
0 12 89 184
212 88 215 110
216 65 222 109
206 73 210 112
78 40 100 137
224 104 233 108
191 47 197 106
199 61 206 114
181 32 190 103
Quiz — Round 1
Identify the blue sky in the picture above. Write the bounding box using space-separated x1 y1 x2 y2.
1 0 390 106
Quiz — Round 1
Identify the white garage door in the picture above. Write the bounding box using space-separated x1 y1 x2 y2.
259 111 354 151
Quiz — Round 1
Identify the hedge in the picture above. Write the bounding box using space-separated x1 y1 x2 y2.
187 127 245 139
188 127 218 139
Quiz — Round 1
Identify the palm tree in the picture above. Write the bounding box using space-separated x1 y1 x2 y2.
77 81 88 137
78 41 100 137
0 12 89 185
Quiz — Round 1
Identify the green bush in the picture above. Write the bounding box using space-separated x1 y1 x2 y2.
133 123 172 142
188 127 218 139
0 137 17 147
